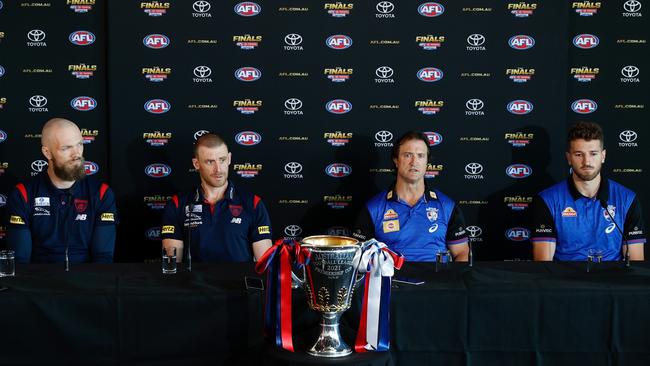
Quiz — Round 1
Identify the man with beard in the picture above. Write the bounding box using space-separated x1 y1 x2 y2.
6 118 117 263
531 122 646 261
161 133 272 263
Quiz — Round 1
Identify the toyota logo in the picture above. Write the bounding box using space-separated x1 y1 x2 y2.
467 34 485 46
193 130 210 140
624 0 642 12
284 162 303 174
466 99 484 111
376 1 394 13
193 65 212 78
466 226 483 237
375 130 393 142
284 98 303 110
31 160 48 172
284 225 302 237
375 66 394 79
193 1 211 12
465 163 483 175
29 95 48 107
27 29 46 42
619 130 638 142
621 65 640 78
284 33 303 46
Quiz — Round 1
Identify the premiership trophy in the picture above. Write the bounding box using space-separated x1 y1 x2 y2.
294 235 363 357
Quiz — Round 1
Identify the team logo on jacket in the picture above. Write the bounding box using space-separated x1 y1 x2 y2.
143 34 170 49
34 197 50 207
229 204 243 217
417 67 443 82
145 163 171 178
326 35 353 50
426 207 438 222
234 2 261 16
508 35 535 50
603 205 616 220
74 199 88 213
144 99 171 114
507 100 533 115
506 164 532 178
325 163 352 177
423 131 442 146
383 209 398 220
562 207 578 217
571 99 597 114
505 227 530 241
234 67 261 81
69 31 95 46
235 131 261 146
573 34 599 49
326 99 352 114
71 96 97 111
418 2 444 17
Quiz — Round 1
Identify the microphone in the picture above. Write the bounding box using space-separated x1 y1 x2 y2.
186 189 200 272
599 198 629 267
64 192 72 272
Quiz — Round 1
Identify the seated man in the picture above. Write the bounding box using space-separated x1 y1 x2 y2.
6 118 117 263
355 131 469 262
531 121 646 261
161 133 272 262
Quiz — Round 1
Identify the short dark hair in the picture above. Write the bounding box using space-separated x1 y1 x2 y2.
567 121 604 150
391 131 430 161
194 133 228 157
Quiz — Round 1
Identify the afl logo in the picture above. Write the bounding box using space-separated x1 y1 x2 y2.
507 100 533 115
235 131 261 146
573 34 599 49
235 67 261 82
571 99 598 114
145 163 172 178
508 35 535 50
234 2 261 16
145 227 162 241
325 163 352 178
506 164 532 178
417 67 443 82
143 34 170 49
69 31 95 46
418 2 445 17
326 35 353 50
423 131 443 146
326 99 352 114
84 161 99 175
505 227 530 242
0 129 7 143
71 96 97 111
144 99 171 114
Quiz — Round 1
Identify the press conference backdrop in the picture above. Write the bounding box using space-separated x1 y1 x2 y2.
0 1 647 261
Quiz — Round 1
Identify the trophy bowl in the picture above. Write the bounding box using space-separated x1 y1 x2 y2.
297 235 362 357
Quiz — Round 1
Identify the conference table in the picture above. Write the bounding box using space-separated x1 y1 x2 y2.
1 261 649 366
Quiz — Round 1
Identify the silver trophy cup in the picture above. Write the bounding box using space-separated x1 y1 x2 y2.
294 235 362 357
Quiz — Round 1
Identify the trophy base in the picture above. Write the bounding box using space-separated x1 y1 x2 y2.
307 312 352 357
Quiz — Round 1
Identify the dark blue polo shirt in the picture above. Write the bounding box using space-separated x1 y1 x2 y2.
6 173 118 263
531 177 646 261
355 184 468 262
161 182 272 262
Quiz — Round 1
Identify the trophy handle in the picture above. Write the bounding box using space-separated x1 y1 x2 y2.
291 268 305 289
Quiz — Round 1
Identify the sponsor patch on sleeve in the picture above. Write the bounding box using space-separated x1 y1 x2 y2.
382 220 400 233
100 212 115 222
10 215 25 225
161 225 175 234
258 226 270 234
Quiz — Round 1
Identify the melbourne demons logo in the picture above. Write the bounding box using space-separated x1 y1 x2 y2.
326 35 353 50
326 99 352 114
234 2 261 16
573 34 599 49
417 67 443 82
71 96 97 111
325 163 352 177
144 99 171 114
235 67 261 81
571 99 597 114
505 227 530 241
84 161 99 175
145 163 171 178
418 2 444 17
508 35 535 50
506 164 532 178
69 31 95 46
507 100 533 115
143 34 170 49
423 131 442 146
235 131 261 146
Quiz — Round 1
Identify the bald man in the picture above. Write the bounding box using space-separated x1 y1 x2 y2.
6 118 118 263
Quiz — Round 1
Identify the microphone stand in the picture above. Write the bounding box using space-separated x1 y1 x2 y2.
186 189 200 272
600 199 630 268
